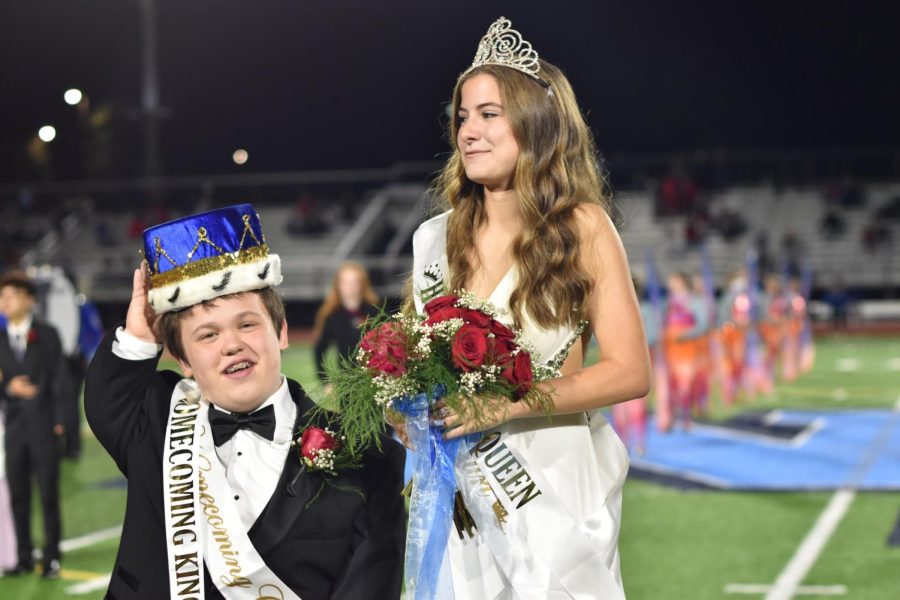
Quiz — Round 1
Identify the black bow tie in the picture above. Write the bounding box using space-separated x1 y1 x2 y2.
209 404 276 446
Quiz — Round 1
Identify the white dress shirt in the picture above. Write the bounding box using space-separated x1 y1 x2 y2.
113 327 296 530
6 314 33 360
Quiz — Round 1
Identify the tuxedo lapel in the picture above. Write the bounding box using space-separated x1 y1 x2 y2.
248 378 320 555
23 327 41 375
0 330 17 369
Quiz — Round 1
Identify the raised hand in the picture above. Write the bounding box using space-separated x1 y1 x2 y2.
125 261 160 344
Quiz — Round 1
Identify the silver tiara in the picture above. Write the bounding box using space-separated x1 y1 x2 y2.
464 17 546 85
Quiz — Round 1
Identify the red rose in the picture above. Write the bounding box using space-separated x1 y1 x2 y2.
451 323 489 372
501 351 534 399
460 308 492 328
299 426 338 462
360 322 408 376
489 319 515 342
424 295 459 316
424 306 467 326
488 336 516 366
27 329 38 344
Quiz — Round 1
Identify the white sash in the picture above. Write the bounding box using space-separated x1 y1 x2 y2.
412 211 626 599
162 379 301 600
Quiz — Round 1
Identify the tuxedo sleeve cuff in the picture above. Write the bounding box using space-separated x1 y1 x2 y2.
112 327 162 360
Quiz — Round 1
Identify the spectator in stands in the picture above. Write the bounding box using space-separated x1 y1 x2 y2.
656 161 698 217
313 262 381 383
712 206 748 242
861 219 892 253
0 272 65 579
684 201 711 248
820 208 846 240
287 191 328 235
781 230 805 274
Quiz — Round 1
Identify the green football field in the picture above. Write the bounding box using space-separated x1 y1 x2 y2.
1 335 898 599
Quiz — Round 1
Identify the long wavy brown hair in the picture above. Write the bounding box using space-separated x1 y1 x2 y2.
433 59 610 329
314 262 379 336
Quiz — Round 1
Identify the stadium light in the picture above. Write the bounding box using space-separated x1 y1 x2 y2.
64 88 83 105
232 149 249 165
38 125 57 142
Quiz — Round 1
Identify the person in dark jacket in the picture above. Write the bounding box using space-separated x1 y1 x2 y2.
0 271 66 578
84 205 405 600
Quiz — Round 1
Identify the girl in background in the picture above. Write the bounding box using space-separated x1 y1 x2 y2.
313 261 380 382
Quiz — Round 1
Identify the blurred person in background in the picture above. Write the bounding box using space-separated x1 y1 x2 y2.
759 274 788 388
824 276 852 331
718 268 751 405
313 261 380 383
787 276 816 376
0 272 65 579
662 272 707 430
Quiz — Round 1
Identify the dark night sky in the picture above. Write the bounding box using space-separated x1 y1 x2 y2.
1 0 897 183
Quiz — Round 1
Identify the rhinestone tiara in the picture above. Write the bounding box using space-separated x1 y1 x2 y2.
464 17 547 85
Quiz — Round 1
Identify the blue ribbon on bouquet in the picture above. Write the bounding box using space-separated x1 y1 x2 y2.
392 385 476 600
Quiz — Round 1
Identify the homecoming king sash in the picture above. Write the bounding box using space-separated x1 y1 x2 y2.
411 212 626 599
163 379 301 600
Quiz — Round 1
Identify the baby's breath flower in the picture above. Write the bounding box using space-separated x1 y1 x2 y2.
310 448 336 471
454 290 500 318
459 371 486 396
372 373 416 407
430 317 465 341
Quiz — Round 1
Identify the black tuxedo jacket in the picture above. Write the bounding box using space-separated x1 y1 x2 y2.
85 330 406 600
0 319 66 443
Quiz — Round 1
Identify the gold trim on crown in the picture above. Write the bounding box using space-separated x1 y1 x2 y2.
149 245 270 288
464 17 543 83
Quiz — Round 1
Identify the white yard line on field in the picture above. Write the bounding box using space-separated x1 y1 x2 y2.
726 583 846 595
763 489 856 600
66 574 112 595
762 404 900 600
60 526 122 553
32 525 122 562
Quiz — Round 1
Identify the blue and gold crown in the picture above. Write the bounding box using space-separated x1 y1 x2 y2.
142 203 282 314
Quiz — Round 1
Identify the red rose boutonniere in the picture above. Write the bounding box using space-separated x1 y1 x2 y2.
297 426 340 473
290 424 358 477
27 329 39 344
288 423 362 505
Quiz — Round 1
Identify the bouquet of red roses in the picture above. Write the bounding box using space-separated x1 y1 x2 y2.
324 291 555 453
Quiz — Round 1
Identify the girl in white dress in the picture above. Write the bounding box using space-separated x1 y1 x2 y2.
404 17 651 600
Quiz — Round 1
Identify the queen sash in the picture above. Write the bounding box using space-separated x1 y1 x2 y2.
162 378 301 600
411 211 628 599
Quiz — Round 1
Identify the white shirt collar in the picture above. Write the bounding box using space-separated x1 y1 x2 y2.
209 375 295 444
7 314 33 338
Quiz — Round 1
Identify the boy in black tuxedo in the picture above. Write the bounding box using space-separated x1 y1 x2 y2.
84 205 405 599
0 272 66 578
